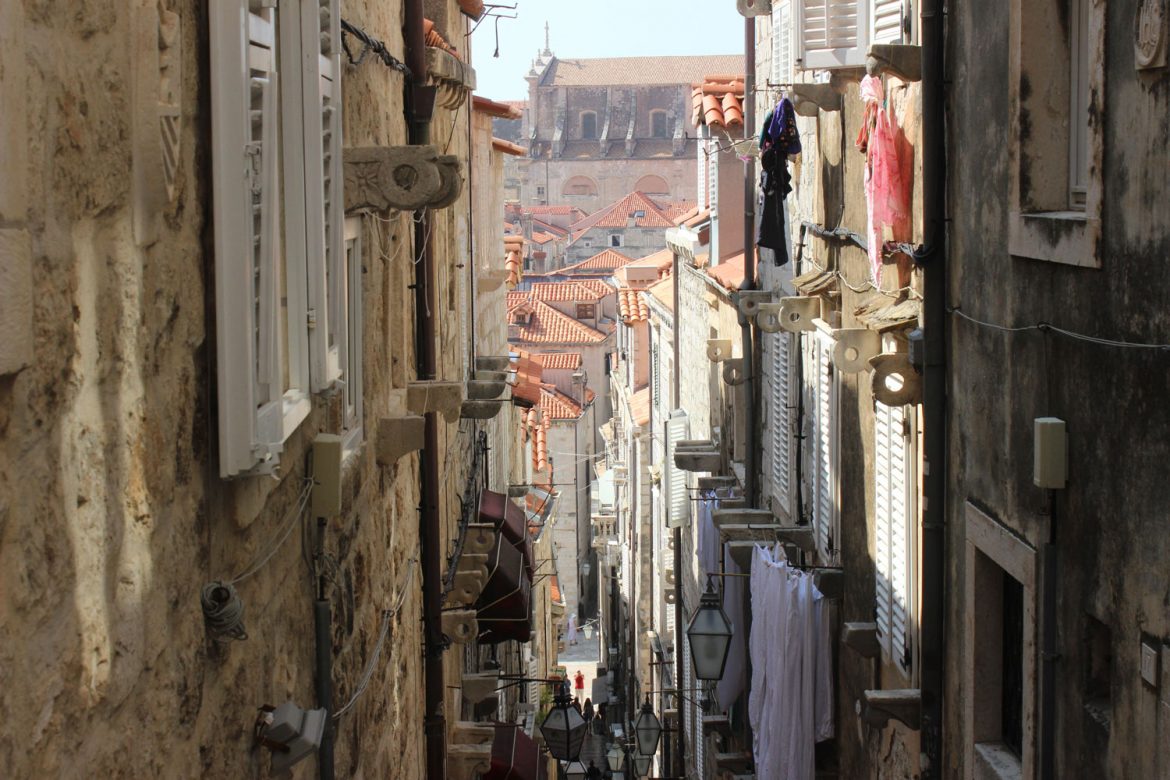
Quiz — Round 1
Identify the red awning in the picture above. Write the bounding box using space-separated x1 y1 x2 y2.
484 724 548 780
479 490 535 580
476 528 533 644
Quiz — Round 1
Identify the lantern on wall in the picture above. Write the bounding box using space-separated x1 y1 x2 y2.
538 682 588 762
633 697 662 757
686 580 734 681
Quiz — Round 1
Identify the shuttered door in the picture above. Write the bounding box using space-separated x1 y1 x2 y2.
772 0 794 86
871 0 904 45
666 410 690 528
874 400 912 671
211 1 283 477
799 0 869 69
769 331 792 515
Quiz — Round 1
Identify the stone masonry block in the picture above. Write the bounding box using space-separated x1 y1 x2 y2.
0 228 32 375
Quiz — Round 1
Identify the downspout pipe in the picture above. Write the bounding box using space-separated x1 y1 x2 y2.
671 252 685 779
315 521 335 780
405 3 445 780
919 0 947 774
741 18 758 507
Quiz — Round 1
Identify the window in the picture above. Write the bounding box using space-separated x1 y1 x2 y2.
772 0 794 87
965 502 1037 779
634 175 669 195
650 110 668 138
562 176 598 197
874 400 914 672
1083 615 1113 733
581 111 598 140
652 343 660 408
794 0 906 70
536 185 545 197
1007 0 1104 266
610 234 623 247
339 217 364 453
576 303 596 319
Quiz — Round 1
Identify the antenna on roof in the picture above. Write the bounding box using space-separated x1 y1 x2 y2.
543 21 551 56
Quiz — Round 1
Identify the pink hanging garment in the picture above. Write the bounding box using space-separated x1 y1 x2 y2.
858 76 910 284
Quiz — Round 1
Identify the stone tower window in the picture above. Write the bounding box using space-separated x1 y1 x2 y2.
581 111 598 140
650 110 668 138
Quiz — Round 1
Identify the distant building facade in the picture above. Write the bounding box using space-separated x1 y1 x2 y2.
507 38 742 213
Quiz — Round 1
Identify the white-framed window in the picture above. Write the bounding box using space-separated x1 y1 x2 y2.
873 399 914 673
609 234 624 247
795 0 908 70
803 327 838 561
339 217 364 454
771 0 794 86
768 329 794 518
211 0 349 478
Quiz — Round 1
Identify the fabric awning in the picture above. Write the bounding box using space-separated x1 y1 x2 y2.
480 489 535 580
484 724 548 780
476 528 533 644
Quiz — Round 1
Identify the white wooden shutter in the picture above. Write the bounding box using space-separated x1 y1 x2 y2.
871 0 904 45
211 0 284 478
798 0 869 70
299 0 345 391
707 141 718 212
874 400 912 671
813 332 836 557
341 217 363 442
771 0 794 86
666 409 690 528
769 330 793 515
652 343 661 409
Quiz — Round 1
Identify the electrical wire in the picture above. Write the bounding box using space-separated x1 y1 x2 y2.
340 18 412 78
333 559 419 720
950 307 1170 351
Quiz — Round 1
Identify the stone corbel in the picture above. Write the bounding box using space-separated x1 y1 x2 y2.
407 380 465 422
343 146 463 213
790 83 844 117
722 358 747 386
674 440 722 473
812 568 844 599
842 622 882 658
426 48 476 109
734 290 773 319
697 476 738 491
461 672 500 704
475 356 512 373
466 378 508 400
375 414 426 465
859 689 922 730
460 399 506 419
866 44 923 82
706 339 734 362
447 743 491 780
713 751 753 773
441 609 478 644
711 508 774 529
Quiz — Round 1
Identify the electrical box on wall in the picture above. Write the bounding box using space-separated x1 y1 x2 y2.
311 434 344 517
1033 417 1068 489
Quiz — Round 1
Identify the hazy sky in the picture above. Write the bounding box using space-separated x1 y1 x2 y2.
470 0 746 101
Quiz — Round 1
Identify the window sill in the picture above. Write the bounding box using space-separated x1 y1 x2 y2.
1008 211 1100 268
973 742 1022 780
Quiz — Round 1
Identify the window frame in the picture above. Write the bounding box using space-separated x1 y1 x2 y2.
649 109 668 139
339 216 364 457
873 399 916 675
804 323 839 563
580 110 598 140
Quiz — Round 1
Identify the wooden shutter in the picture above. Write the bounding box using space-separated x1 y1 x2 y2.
211 0 284 477
813 332 836 557
871 0 904 45
652 343 661 409
666 409 690 528
302 0 345 391
341 217 363 437
798 0 869 70
707 141 718 212
772 0 794 86
769 331 793 515
874 400 912 671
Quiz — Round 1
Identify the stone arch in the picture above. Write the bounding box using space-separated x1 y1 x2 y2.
634 174 670 195
562 175 599 197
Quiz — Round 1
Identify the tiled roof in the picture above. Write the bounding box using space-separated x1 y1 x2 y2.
458 0 485 19
532 218 568 237
691 75 746 129
540 54 745 87
515 204 589 219
707 252 746 291
423 19 459 59
533 352 582 370
684 209 711 228
557 248 635 275
573 279 616 297
549 575 562 605
508 297 609 344
647 275 675 313
530 231 558 245
568 192 683 234
618 288 650 324
541 386 584 419
473 96 522 119
530 282 606 302
659 201 697 224
630 387 651 426
512 349 544 387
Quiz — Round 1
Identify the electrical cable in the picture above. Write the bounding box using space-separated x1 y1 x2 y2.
950 307 1170 351
339 19 412 78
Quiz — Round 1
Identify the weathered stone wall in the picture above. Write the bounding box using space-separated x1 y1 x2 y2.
947 0 1170 777
0 1 517 777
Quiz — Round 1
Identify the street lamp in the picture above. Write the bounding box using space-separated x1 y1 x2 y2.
631 753 652 778
606 743 625 772
540 682 588 763
685 579 734 681
633 696 662 757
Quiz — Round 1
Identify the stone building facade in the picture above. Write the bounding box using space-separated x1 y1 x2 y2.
0 2 554 778
507 45 743 212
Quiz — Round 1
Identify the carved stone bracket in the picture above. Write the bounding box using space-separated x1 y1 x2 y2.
842 622 882 658
344 146 463 213
375 414 426 465
859 689 922 730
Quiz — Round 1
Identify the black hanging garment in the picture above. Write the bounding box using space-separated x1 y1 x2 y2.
756 98 801 266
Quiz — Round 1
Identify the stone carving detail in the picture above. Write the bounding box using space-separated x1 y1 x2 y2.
1136 0 1168 70
343 146 463 212
132 0 182 245
158 4 181 199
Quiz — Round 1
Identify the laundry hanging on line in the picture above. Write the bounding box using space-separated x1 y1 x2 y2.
748 544 833 780
757 98 800 266
857 75 911 285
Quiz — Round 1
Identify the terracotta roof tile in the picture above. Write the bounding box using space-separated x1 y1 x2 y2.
618 288 650 323
492 137 526 156
692 75 746 129
706 252 746 291
573 279 616 296
630 388 651 426
504 235 525 287
541 54 745 87
458 0 485 19
647 275 675 313
534 352 582 370
530 282 607 302
423 19 459 59
556 248 635 275
473 95 523 119
540 386 584 419
508 297 609 344
568 192 684 234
